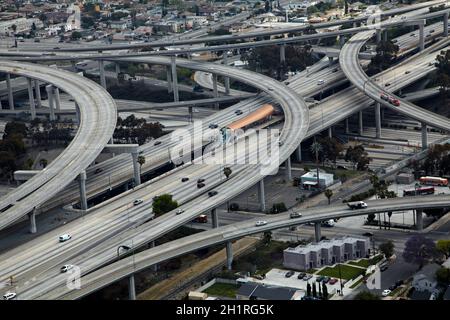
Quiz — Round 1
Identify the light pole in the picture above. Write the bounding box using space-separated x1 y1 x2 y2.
338 263 344 296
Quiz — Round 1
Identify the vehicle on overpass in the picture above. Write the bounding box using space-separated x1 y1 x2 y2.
347 201 368 209
419 176 448 186
193 215 208 223
403 186 435 196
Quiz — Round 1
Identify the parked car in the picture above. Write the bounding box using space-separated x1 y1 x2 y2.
316 275 325 282
59 234 71 242
303 274 313 281
181 177 189 182
297 272 306 279
382 289 391 297
317 79 325 85
133 199 143 206
328 278 338 285
208 191 218 197
380 264 389 272
322 276 330 283
3 292 16 300
255 220 267 227
60 264 74 273
285 271 295 278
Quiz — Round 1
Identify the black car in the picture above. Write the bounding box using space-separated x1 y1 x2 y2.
53 47 60 50
181 177 189 182
380 264 388 272
208 124 218 129
94 168 103 174
197 179 205 183
285 271 294 278
362 232 374 237
154 141 161 146
235 110 243 115
208 191 218 197
197 183 205 188
297 272 306 279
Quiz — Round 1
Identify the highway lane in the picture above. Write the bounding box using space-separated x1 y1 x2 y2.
44 193 450 299
0 61 117 231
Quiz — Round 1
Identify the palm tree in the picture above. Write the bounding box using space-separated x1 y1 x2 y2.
39 158 48 168
324 189 333 204
223 167 232 179
137 155 145 169
310 138 322 189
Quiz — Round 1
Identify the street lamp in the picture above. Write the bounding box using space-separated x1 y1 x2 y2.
338 263 344 296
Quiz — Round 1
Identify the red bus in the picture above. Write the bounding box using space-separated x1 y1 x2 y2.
419 176 448 186
193 215 208 223
403 187 435 196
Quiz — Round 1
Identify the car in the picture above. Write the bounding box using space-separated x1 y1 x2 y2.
290 212 302 219
133 199 143 206
410 33 415 37
59 234 71 242
154 141 161 146
208 191 218 197
278 140 283 146
328 278 338 285
316 275 325 282
317 79 325 85
362 232 374 237
208 66 215 70
285 81 290 85
426 34 431 38
255 220 267 227
430 29 435 33
60 264 74 273
3 292 16 300
392 39 398 43
181 177 189 182
380 264 389 272
297 272 306 279
285 271 295 278
94 168 103 174
405 70 411 74
268 87 274 91
303 274 313 281
382 289 391 297
235 110 243 115
429 62 435 66
176 209 184 215
322 276 330 283
209 124 218 129
380 93 389 101
389 97 400 106
197 182 205 188
197 179 205 183
34 38 40 42
385 82 391 87
53 47 60 50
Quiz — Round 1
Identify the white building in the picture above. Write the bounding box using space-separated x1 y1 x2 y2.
300 171 334 190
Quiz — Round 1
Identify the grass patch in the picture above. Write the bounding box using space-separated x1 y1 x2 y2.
349 254 384 268
203 283 239 298
317 264 366 280
350 277 364 289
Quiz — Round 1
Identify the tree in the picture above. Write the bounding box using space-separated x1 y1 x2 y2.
263 231 272 245
312 282 317 297
322 282 328 300
39 158 48 168
270 202 287 214
71 31 82 41
354 291 380 300
345 145 370 170
435 50 450 96
310 139 322 188
436 240 450 259
435 267 450 285
152 194 178 217
368 40 399 75
306 282 311 296
318 137 344 166
264 0 270 12
379 241 394 258
402 235 439 269
11 24 17 34
324 189 333 204
223 167 232 179
137 155 145 169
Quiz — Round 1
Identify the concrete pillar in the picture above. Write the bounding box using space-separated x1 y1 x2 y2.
376 29 382 43
98 60 106 88
75 103 81 126
226 241 233 270
421 122 427 150
328 126 332 138
383 30 388 42
328 56 333 67
171 56 179 102
54 87 61 111
131 151 141 186
115 63 121 78
34 80 41 108
444 12 449 37
314 222 321 242
258 179 266 212
280 44 286 64
345 118 349 134
285 156 292 181
353 22 357 28
0 98 2 109
222 52 230 95
128 274 136 300
419 22 424 51
213 73 219 109
415 210 423 231
359 110 363 135
211 208 219 228
28 209 37 234
296 143 302 162
166 66 173 93
188 106 193 122
340 35 346 48
149 241 157 272
27 78 36 120
375 102 381 139
78 170 88 210
45 85 55 121
6 74 14 110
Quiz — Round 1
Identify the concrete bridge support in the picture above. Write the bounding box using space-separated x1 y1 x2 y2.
28 208 37 234
359 110 363 135
445 12 449 37
296 143 302 162
339 36 346 48
115 63 121 78
258 179 266 212
27 78 36 120
166 66 173 93
328 127 332 138
383 30 388 42
226 241 233 270
170 56 179 102
285 156 292 182
345 118 349 134
131 151 141 186
280 44 286 64
416 210 423 231
222 52 231 94
6 74 14 110
78 170 88 211
314 222 321 242
213 74 219 109
211 208 219 228
375 102 381 138
34 80 42 109
75 103 81 125
376 29 382 43
419 22 425 51
45 85 55 121
188 106 193 122
149 241 157 272
54 87 61 111
128 274 136 300
98 60 106 89
421 123 428 150
328 56 334 67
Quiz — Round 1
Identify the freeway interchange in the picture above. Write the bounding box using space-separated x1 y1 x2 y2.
1 0 450 300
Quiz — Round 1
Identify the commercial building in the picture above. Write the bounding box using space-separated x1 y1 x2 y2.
283 237 370 271
300 171 334 190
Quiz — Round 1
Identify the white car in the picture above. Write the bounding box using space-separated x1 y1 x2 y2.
382 289 391 297
176 209 184 215
255 220 267 227
3 292 16 300
317 79 325 85
59 234 71 242
60 264 74 273
133 199 143 206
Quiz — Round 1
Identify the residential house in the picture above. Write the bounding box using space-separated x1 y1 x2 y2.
411 263 441 294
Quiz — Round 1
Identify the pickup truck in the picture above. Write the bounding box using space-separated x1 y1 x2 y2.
347 201 368 209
